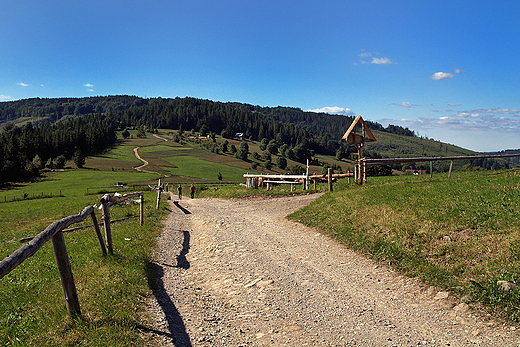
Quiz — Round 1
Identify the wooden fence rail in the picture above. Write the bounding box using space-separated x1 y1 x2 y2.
0 206 98 316
0 191 145 317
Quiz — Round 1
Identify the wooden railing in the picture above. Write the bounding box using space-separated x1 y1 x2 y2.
0 192 144 317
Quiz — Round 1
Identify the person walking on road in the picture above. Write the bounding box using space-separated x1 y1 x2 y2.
190 184 196 199
177 184 182 199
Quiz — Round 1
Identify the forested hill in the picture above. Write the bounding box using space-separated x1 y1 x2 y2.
485 149 520 165
0 96 416 141
226 103 416 140
0 96 148 124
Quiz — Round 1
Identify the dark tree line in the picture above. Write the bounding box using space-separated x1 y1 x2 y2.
226 103 416 139
0 114 116 183
0 96 148 123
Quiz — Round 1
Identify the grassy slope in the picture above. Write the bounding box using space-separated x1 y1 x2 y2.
290 170 520 323
367 130 478 158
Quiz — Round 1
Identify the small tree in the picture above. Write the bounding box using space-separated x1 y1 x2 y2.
276 156 287 170
221 140 229 153
55 155 66 169
137 127 146 138
122 129 130 139
199 124 209 137
45 158 54 169
259 138 269 151
73 150 85 168
32 155 43 170
217 172 223 180
264 160 272 170
267 140 279 155
221 129 231 139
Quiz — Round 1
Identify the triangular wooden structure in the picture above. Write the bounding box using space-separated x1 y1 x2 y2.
341 115 377 145
342 115 376 185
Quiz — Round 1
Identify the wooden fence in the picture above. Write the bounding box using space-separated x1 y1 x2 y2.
0 192 144 317
244 171 354 192
361 153 520 183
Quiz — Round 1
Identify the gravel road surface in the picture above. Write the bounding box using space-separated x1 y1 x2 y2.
146 193 520 346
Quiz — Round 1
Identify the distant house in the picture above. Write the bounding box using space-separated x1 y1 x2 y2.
234 133 244 140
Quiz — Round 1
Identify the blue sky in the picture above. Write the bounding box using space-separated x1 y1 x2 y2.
1 0 519 152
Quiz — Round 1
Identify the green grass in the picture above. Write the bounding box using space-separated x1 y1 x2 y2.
290 169 520 323
0 167 169 346
161 155 248 181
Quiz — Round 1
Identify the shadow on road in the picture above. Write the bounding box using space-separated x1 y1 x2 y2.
176 230 190 269
146 262 192 346
174 201 191 214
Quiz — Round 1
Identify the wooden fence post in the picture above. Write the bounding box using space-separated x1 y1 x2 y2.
430 161 433 178
328 168 333 192
448 160 454 179
140 194 144 226
101 199 113 254
156 187 162 209
51 231 81 317
90 211 107 256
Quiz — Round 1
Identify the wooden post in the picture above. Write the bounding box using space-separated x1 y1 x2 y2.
328 168 333 192
348 170 351 184
430 161 433 178
51 231 81 317
90 211 107 256
448 160 454 179
101 201 113 254
305 159 309 190
156 187 162 209
313 178 317 190
356 144 363 185
363 160 366 183
140 194 144 226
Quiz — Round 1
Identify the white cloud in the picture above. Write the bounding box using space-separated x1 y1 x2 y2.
370 57 395 65
428 72 454 80
466 108 520 115
0 95 12 100
83 83 94 88
306 107 355 116
358 50 396 65
448 103 461 107
18 82 30 87
454 68 463 74
390 102 417 108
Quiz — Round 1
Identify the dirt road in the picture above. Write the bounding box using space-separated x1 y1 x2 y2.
146 193 520 346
